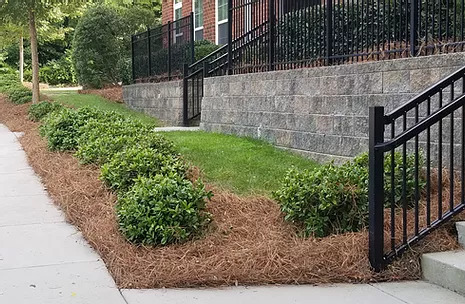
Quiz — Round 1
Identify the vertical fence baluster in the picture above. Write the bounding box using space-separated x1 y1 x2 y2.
410 0 418 56
414 105 419 235
326 0 333 65
427 96 431 226
402 113 407 244
268 0 275 71
131 35 135 83
439 90 443 220
450 84 455 211
182 64 188 127
168 21 172 81
147 27 151 79
390 121 396 251
369 106 385 272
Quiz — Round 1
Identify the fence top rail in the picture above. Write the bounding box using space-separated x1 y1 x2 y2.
384 66 465 124
132 14 192 41
375 93 465 152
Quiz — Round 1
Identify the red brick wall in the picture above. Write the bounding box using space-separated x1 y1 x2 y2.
162 0 218 43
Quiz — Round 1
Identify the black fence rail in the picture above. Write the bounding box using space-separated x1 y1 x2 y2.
369 66 465 271
132 14 195 82
228 0 465 74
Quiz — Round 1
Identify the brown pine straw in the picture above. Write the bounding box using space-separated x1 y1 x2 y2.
0 95 463 288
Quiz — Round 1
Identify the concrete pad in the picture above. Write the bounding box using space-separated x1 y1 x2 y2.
0 261 126 304
121 284 406 304
0 222 100 270
457 222 465 248
153 127 200 132
0 172 46 197
0 145 23 158
0 195 64 227
422 250 465 295
0 156 34 173
372 281 465 304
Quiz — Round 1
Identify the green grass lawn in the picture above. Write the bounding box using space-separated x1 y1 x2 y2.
163 131 318 196
43 90 160 125
43 89 318 196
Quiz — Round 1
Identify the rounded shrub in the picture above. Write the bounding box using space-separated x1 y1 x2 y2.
39 107 109 151
28 101 64 122
273 152 424 237
117 174 212 245
75 119 173 165
72 5 124 89
100 146 187 192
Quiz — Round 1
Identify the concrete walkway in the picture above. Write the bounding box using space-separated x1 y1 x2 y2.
1 123 465 304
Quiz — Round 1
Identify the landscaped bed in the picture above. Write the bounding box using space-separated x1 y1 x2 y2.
0 94 462 288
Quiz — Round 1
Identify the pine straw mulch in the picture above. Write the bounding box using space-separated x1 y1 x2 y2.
78 87 123 103
0 95 463 288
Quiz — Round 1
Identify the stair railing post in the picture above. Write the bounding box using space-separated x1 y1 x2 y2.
183 63 189 126
410 0 419 56
369 106 385 272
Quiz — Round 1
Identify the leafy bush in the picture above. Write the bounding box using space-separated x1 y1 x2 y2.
100 146 187 192
40 107 109 151
72 5 125 89
40 50 76 85
0 79 32 104
75 119 174 165
117 174 211 245
28 101 64 122
194 40 221 61
273 152 424 237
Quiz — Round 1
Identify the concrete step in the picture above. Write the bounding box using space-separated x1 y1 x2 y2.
457 221 465 248
422 250 465 295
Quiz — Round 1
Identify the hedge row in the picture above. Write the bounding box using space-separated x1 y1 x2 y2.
0 73 32 104
36 105 212 245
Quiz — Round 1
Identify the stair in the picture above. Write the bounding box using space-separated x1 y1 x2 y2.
422 222 465 295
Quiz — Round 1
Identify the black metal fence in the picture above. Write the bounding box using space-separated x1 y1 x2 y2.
369 67 465 271
227 0 465 73
132 14 195 82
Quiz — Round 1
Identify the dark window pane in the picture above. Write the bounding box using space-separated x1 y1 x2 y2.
218 22 228 45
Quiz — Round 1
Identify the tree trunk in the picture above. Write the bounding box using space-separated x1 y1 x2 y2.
28 9 40 103
19 35 24 83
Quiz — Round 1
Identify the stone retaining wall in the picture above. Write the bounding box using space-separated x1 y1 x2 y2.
123 81 184 126
200 53 465 163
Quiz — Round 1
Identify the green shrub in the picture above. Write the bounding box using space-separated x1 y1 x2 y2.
117 174 212 245
75 119 173 165
28 101 64 122
40 107 108 151
72 5 125 88
194 40 221 61
273 152 424 237
100 146 187 192
40 50 76 85
2 83 32 104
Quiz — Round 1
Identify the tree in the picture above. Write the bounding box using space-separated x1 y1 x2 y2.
0 0 160 102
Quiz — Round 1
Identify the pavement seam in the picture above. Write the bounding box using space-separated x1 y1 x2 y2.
118 289 131 304
0 220 66 228
368 283 411 304
0 259 103 272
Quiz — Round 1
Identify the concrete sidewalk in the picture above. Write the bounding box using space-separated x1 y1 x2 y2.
1 123 464 304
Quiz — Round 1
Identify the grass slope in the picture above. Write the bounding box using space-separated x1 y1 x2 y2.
44 90 159 125
163 131 318 195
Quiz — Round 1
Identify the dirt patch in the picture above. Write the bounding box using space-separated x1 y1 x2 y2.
79 87 123 103
0 95 462 288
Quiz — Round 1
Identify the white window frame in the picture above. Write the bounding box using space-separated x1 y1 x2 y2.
215 0 228 44
173 0 183 42
193 0 204 41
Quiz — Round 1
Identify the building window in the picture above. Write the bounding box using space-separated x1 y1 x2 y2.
193 0 204 40
173 0 183 41
216 0 228 45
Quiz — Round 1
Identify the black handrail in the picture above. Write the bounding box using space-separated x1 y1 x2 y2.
385 66 465 123
369 66 465 271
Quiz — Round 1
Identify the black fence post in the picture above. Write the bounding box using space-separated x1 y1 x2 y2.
227 0 233 75
168 21 172 80
183 63 189 127
190 12 195 64
369 106 385 272
131 35 135 83
147 27 152 79
410 0 419 56
268 0 276 71
325 0 333 65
